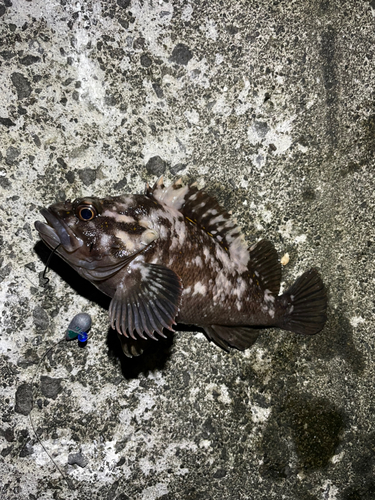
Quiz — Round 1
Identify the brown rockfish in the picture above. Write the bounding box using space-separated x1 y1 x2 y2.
34 178 327 354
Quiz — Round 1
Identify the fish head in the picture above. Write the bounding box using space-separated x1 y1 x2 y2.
34 195 159 282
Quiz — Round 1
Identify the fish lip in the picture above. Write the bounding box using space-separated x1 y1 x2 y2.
34 219 61 248
35 208 83 252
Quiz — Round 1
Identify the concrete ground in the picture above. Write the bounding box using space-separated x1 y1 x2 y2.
1 0 375 499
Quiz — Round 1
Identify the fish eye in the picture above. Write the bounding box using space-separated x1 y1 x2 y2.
77 205 97 221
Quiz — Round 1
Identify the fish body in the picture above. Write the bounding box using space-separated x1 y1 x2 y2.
35 178 327 353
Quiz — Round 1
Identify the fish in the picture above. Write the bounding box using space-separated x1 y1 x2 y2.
34 178 327 356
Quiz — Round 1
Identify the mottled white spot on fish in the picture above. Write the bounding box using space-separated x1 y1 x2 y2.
141 229 159 245
264 289 275 303
193 282 207 296
100 233 111 247
153 184 190 210
192 255 203 267
210 215 226 225
115 230 136 252
103 211 135 224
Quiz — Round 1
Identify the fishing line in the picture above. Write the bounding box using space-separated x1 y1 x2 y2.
29 319 93 489
42 244 61 286
29 307 92 488
29 337 74 489
25 244 62 289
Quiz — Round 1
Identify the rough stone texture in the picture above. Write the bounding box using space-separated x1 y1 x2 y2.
0 1 374 499
14 383 33 416
68 452 89 468
40 376 63 400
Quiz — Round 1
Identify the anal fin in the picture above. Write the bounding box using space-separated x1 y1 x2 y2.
204 325 260 352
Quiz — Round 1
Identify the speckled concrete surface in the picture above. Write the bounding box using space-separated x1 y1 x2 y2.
1 1 375 499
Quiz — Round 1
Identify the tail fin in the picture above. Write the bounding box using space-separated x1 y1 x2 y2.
278 268 327 335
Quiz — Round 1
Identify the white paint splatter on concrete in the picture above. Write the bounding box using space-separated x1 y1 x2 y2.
321 480 339 500
350 316 365 327
247 114 295 168
249 403 271 424
205 383 232 404
294 234 307 244
331 451 345 464
184 109 200 124
141 483 169 500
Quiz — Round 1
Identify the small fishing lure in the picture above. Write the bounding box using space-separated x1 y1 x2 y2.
66 313 92 344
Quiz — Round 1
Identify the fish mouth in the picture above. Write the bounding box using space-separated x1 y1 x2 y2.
34 208 83 253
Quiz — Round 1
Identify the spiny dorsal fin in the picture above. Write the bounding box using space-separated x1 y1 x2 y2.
249 239 281 295
148 179 250 269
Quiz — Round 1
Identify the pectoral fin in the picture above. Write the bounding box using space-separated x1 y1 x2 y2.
109 263 182 340
204 325 260 351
